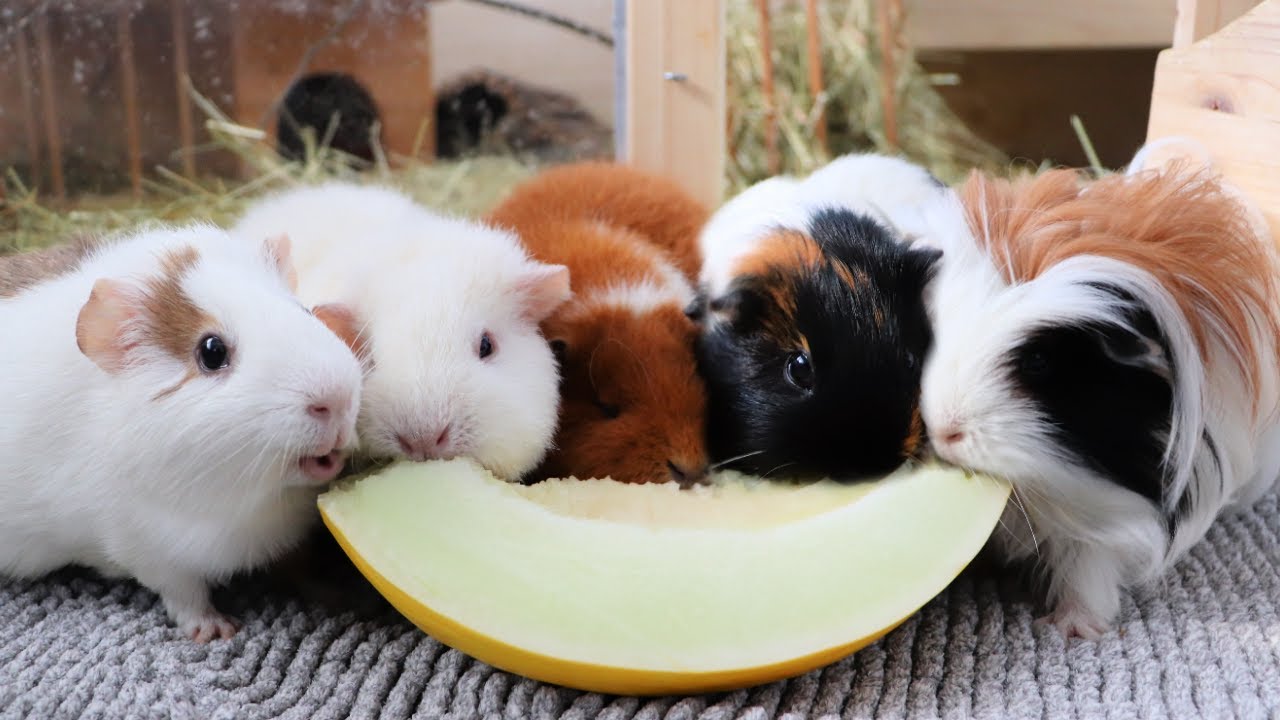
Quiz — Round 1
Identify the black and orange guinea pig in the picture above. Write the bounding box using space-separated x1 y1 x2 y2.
690 155 946 482
486 161 711 485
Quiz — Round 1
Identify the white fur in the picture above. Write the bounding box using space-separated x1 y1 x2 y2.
0 223 363 640
233 182 565 480
698 152 949 298
920 170 1280 637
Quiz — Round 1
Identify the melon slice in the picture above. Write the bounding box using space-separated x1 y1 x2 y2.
317 458 1008 695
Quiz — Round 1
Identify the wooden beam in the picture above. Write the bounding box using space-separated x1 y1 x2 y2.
804 0 827 154
1146 0 1280 244
33 9 65 201
904 0 1258 50
623 0 726 209
755 0 778 175
118 5 144 198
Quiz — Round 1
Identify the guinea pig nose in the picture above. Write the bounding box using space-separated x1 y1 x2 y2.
937 427 966 445
667 460 708 487
307 404 331 419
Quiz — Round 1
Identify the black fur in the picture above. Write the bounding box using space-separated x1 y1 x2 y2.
435 82 510 159
1007 284 1176 507
277 73 381 164
694 208 942 481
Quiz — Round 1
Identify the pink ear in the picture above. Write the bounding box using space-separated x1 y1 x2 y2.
264 234 298 291
513 263 572 322
75 278 141 375
313 302 373 368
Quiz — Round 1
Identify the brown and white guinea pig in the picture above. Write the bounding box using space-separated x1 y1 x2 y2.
233 182 572 482
921 153 1280 639
690 153 947 481
486 161 711 485
0 224 364 641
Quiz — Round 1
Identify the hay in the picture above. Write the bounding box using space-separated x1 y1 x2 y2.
725 0 1010 192
0 86 539 255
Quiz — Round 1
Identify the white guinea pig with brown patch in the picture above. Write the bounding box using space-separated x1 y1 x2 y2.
921 155 1280 639
233 182 572 481
0 224 364 641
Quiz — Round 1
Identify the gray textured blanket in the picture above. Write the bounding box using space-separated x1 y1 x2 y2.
3 493 1279 720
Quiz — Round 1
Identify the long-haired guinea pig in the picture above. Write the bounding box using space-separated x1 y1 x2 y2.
0 224 364 641
233 182 572 481
921 155 1280 639
691 152 946 480
486 161 711 485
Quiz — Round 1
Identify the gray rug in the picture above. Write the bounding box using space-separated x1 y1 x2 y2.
4 494 1280 720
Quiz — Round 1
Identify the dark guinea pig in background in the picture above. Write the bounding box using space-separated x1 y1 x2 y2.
690 153 949 481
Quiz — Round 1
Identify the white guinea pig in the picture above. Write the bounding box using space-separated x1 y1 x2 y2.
0 223 363 641
232 182 572 481
921 158 1280 639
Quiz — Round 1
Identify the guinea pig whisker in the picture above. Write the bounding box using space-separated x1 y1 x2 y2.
760 461 797 481
1006 486 1041 557
709 450 765 471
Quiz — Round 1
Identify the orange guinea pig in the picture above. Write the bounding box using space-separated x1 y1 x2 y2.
486 161 711 485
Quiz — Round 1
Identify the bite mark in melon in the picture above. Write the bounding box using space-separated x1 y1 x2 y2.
317 458 1009 695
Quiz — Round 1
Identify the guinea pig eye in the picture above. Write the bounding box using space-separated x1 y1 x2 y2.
196 335 229 372
594 398 621 420
784 351 815 393
905 351 919 372
478 332 495 360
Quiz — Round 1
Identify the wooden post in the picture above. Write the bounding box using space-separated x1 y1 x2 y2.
623 0 726 209
33 10 65 202
755 0 779 175
171 0 198 178
805 0 828 155
1146 0 1280 244
118 6 144 198
877 0 901 151
14 25 43 190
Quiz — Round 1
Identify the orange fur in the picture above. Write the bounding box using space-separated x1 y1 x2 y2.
487 160 709 285
487 161 710 485
960 163 1280 398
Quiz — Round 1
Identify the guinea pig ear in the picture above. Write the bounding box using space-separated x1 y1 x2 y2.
76 278 143 375
512 263 572 322
262 233 299 292
1097 322 1174 382
312 303 373 369
707 279 765 331
907 245 944 282
549 338 568 366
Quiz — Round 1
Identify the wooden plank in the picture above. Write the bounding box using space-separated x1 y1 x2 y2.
1145 0 1280 244
623 0 726 208
904 0 1257 50
118 5 144 198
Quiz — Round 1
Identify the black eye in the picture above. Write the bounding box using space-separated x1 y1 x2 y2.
478 332 494 359
784 351 814 392
1020 350 1050 377
905 351 919 372
197 335 229 372
594 398 621 419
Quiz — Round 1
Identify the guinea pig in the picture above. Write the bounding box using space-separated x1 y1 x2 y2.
691 152 946 481
486 161 711 485
920 157 1280 639
0 223 364 642
232 182 572 481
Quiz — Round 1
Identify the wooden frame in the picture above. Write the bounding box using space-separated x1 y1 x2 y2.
1145 0 1280 241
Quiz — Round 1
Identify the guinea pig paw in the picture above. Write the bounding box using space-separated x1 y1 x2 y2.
184 611 241 643
1036 605 1110 641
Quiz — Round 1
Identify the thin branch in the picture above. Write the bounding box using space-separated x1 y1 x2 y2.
459 0 613 47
